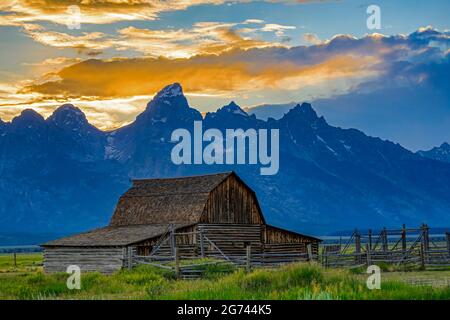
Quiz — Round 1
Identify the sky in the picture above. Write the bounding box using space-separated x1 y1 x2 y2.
0 0 449 150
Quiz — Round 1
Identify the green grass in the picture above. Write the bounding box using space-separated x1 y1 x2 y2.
0 253 449 300
0 253 43 274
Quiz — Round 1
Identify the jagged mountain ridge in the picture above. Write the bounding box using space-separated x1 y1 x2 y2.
418 143 450 163
1 83 450 235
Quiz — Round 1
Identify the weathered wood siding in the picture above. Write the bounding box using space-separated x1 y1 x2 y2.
261 243 310 264
200 175 264 224
198 224 262 256
262 225 319 255
43 247 125 274
135 225 198 258
135 224 263 258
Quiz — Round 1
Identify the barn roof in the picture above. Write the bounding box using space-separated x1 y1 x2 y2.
109 172 234 226
42 172 321 248
42 223 193 247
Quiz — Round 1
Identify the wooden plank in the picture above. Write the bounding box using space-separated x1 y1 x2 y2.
175 247 180 278
246 245 251 273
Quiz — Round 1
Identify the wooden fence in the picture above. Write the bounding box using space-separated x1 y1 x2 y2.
129 226 317 278
321 225 450 270
129 224 449 277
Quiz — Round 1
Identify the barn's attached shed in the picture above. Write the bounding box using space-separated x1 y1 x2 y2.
42 224 192 273
42 172 321 274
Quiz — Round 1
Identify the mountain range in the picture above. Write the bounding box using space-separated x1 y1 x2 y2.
1 83 450 240
419 143 450 164
245 102 297 121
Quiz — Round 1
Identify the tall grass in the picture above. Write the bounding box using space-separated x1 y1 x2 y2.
1 259 449 300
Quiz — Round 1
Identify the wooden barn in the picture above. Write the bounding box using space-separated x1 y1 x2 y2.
42 172 321 274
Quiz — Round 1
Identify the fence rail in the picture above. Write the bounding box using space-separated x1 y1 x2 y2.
321 225 450 269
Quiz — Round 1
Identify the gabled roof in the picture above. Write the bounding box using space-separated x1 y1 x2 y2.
109 172 234 226
42 223 193 247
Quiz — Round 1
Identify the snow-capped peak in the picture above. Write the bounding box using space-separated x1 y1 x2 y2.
154 83 183 100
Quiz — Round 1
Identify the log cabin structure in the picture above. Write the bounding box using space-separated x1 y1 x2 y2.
42 172 321 274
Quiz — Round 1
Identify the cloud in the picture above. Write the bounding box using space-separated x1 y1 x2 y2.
20 48 376 99
21 24 112 55
243 19 265 24
0 0 229 26
0 1 322 27
3 27 449 131
115 22 281 58
312 53 450 151
23 28 450 99
16 19 290 58
306 28 450 150
261 23 296 37
303 33 322 45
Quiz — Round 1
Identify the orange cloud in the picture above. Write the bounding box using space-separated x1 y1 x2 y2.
1 52 377 129
0 1 325 28
0 0 228 26
21 50 379 99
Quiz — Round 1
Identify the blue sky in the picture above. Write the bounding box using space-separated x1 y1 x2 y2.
0 0 449 150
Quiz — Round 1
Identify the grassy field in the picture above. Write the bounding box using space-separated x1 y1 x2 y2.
0 253 449 300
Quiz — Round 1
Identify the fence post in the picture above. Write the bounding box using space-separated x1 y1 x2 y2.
420 242 426 270
366 243 371 266
321 246 328 268
200 230 205 258
246 245 252 273
382 227 388 252
446 232 450 257
445 232 450 258
127 246 132 270
307 243 313 262
425 224 430 252
401 224 407 253
13 252 17 268
368 229 372 251
320 246 324 267
175 247 180 278
355 230 361 264
421 224 430 265
169 224 175 256
122 247 127 268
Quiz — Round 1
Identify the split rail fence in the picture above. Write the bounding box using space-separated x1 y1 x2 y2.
321 224 450 270
128 224 449 278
